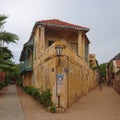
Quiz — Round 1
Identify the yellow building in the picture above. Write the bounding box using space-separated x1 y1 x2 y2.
20 19 97 109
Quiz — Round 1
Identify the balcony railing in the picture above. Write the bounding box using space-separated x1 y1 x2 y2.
20 60 33 74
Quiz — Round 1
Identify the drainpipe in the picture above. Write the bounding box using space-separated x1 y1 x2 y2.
67 56 69 108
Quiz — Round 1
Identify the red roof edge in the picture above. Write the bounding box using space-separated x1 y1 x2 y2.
37 19 89 32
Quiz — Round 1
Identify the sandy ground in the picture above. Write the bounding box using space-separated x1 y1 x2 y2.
17 84 120 120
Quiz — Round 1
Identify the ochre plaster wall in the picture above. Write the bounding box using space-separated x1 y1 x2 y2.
56 45 97 109
23 72 33 87
23 26 97 109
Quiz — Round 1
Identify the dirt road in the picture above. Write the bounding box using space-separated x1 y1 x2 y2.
18 84 120 120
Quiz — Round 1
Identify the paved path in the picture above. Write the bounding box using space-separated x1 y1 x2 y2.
18 84 120 120
0 85 25 120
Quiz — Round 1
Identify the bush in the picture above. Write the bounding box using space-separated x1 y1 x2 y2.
4 76 10 86
0 83 6 90
24 87 52 107
31 88 40 98
16 77 23 87
40 89 52 107
24 86 40 98
50 104 56 113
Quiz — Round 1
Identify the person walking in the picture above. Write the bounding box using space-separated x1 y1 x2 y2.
99 79 102 91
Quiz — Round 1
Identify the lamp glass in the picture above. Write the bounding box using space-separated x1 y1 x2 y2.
56 46 63 56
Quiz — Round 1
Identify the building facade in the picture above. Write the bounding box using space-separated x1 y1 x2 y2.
106 53 120 94
114 69 120 94
20 19 97 109
106 52 120 86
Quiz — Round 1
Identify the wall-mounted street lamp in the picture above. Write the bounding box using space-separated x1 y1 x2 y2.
55 45 63 66
55 45 63 108
55 45 63 56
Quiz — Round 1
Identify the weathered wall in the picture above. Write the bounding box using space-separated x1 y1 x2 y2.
31 42 97 109
45 29 78 47
114 70 120 94
23 72 33 87
57 46 97 109
23 26 97 109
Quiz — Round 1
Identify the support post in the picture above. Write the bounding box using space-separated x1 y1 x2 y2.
58 95 60 107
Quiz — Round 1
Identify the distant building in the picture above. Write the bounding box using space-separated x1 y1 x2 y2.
0 72 5 83
106 52 120 94
113 60 120 73
20 19 98 109
115 69 120 94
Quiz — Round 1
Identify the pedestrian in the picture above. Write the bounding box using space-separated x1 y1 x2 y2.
99 78 102 91
100 80 102 91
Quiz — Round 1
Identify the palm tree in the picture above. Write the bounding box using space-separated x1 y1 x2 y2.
0 14 19 85
0 14 19 43
0 14 19 58
0 14 19 64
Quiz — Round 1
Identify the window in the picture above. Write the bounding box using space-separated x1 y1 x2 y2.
48 40 54 47
70 43 78 53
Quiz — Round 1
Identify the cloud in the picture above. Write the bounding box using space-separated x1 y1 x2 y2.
0 0 120 63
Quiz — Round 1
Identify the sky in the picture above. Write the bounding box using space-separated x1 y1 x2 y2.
0 0 120 64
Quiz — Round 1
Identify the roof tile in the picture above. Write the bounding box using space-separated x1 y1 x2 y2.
38 19 89 32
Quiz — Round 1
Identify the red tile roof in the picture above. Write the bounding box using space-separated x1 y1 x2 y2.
115 60 120 68
37 19 89 32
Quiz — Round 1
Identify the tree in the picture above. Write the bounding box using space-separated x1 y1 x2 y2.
0 14 19 60
0 14 19 85
99 63 107 78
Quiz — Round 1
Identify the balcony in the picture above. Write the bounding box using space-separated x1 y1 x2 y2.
20 60 33 74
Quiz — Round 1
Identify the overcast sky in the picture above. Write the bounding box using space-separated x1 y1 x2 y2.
0 0 120 64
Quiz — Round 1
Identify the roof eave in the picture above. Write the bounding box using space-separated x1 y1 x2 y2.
38 22 89 32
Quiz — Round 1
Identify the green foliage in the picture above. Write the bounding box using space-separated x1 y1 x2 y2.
4 75 10 86
0 83 6 90
24 86 40 98
0 14 19 73
0 48 13 60
89 60 99 71
50 104 56 113
24 86 52 107
100 63 107 78
91 66 99 71
0 60 14 71
0 14 19 44
10 63 21 85
16 77 23 87
0 14 8 27
0 62 21 86
40 89 52 107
